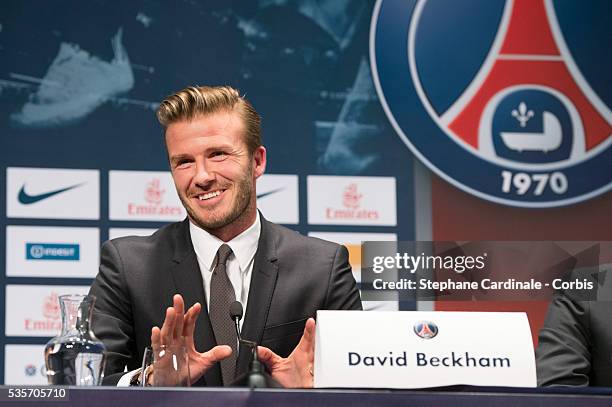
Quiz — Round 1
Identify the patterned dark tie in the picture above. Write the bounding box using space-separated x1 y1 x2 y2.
209 244 237 385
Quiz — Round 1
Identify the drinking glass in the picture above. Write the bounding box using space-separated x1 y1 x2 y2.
140 344 190 387
140 347 153 387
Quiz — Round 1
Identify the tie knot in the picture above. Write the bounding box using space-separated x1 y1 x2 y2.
216 244 233 266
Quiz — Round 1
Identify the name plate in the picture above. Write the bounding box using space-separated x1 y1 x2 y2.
314 311 536 388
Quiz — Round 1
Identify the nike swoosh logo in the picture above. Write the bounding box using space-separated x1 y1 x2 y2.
18 183 84 205
256 187 284 200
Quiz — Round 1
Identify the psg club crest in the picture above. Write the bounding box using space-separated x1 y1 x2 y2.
370 0 611 207
414 321 439 339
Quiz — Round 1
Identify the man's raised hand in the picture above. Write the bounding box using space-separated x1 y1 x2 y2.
150 294 232 385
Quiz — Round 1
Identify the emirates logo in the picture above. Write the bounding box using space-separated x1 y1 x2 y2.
325 182 379 221
127 177 183 218
145 178 165 204
342 184 362 209
42 292 60 319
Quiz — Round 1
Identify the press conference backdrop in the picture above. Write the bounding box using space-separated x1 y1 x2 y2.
1 0 610 385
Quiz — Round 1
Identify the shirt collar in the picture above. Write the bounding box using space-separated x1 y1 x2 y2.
189 213 261 273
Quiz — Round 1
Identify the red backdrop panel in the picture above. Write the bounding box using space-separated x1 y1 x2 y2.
431 176 612 345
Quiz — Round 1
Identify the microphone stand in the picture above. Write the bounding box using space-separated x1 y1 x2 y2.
231 339 280 388
229 303 281 388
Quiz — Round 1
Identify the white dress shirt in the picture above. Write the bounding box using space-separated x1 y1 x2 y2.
117 214 261 386
189 212 261 316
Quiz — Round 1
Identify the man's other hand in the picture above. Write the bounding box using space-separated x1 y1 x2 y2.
257 317 315 388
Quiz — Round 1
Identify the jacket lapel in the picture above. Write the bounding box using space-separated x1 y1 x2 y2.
236 217 279 377
169 220 222 386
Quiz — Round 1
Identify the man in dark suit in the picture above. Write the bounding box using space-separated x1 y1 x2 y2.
536 269 612 387
89 85 362 387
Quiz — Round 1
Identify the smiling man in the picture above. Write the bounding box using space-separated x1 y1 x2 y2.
89 85 362 387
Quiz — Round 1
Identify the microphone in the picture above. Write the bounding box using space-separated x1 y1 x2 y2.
230 301 245 342
228 301 280 388
230 301 257 349
229 301 243 320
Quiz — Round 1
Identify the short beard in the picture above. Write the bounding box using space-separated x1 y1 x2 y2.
181 168 254 232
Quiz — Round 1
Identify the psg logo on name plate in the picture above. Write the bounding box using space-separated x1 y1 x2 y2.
370 0 611 207
414 321 438 339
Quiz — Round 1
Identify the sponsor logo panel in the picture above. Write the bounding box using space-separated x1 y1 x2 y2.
308 232 398 311
109 170 185 221
108 228 158 240
308 232 397 279
256 174 299 224
4 345 47 385
6 226 99 278
307 176 397 226
26 243 79 261
5 285 90 337
6 167 99 219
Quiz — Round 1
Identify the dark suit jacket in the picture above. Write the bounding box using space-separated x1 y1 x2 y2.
89 216 362 386
536 276 612 387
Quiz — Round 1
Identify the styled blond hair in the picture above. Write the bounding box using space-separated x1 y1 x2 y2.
156 85 262 154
